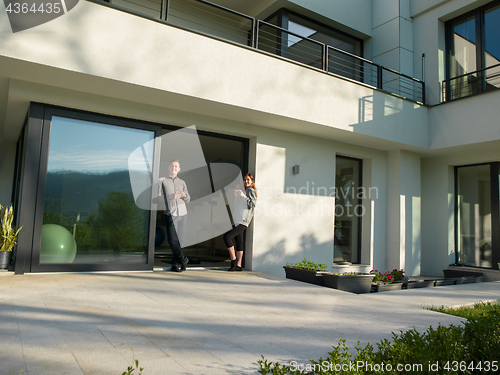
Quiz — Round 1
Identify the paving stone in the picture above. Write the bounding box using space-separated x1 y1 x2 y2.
0 271 498 374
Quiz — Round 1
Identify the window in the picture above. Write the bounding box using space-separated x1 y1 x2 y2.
456 163 500 269
12 105 162 273
446 1 500 100
263 9 362 74
334 156 362 264
38 116 155 267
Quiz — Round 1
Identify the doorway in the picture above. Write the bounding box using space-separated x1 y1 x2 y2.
153 129 249 269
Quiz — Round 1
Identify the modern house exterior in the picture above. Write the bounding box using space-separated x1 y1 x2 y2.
0 0 499 280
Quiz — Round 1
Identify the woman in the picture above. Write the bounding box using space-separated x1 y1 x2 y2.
223 173 257 271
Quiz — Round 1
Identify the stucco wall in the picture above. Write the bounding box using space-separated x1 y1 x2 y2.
0 1 429 149
430 91 500 149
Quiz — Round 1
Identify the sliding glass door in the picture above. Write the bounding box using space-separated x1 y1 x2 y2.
17 105 161 273
456 162 500 269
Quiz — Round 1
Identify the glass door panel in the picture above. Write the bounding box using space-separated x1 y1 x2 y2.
484 4 500 67
37 116 155 267
334 156 361 264
457 164 492 268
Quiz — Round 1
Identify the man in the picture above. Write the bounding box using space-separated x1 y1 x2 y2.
158 159 190 272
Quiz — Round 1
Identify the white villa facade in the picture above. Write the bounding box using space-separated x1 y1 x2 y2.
0 0 499 279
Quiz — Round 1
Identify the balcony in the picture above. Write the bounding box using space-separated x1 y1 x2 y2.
95 0 425 104
442 63 500 102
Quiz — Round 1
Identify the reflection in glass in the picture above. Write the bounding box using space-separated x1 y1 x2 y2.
153 129 245 268
288 14 361 57
334 156 361 264
457 165 492 268
262 12 362 74
450 15 476 78
484 5 500 67
41 117 154 264
484 5 500 93
449 15 477 99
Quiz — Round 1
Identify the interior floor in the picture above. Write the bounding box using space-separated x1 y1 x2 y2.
154 246 231 269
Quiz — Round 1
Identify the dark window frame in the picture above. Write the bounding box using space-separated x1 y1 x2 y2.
264 8 364 58
445 0 500 81
335 154 363 264
13 103 250 274
454 162 500 270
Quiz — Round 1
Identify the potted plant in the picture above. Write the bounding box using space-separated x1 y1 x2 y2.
283 258 327 286
0 204 22 270
370 269 405 292
323 271 374 294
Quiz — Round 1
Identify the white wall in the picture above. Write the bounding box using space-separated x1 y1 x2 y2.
430 91 500 149
386 150 421 276
372 0 414 76
421 160 457 277
0 1 429 149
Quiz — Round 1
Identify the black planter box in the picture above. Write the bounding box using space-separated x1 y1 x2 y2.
405 280 435 289
455 275 485 284
443 269 483 278
434 279 456 286
323 274 374 294
371 282 403 293
283 266 325 286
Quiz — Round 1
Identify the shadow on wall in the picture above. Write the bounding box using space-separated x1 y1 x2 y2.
352 92 429 148
253 234 333 277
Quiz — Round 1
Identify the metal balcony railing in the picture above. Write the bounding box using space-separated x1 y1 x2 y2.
97 0 425 104
442 63 500 102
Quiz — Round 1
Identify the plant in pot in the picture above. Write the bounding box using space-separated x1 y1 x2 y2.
370 269 405 292
323 271 375 294
283 258 327 286
0 204 22 270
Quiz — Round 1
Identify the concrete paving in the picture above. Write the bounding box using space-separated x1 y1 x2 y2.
0 269 499 375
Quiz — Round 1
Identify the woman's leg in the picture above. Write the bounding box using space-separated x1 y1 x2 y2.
235 251 244 267
223 225 246 270
233 229 245 268
227 246 236 261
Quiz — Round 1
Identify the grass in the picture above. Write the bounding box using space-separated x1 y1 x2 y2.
428 300 500 320
258 301 500 374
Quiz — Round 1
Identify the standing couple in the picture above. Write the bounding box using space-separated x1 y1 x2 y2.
158 159 257 272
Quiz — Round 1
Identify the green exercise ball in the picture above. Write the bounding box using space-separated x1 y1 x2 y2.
40 224 77 264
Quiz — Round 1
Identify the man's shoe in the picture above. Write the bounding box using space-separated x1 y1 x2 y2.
171 263 181 272
180 257 189 271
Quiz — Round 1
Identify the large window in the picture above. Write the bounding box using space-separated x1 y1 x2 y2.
13 105 161 273
37 116 156 269
446 1 500 100
264 9 362 75
334 156 362 264
456 163 500 269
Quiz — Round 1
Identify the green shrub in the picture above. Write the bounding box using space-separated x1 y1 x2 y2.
285 258 327 271
258 302 500 374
